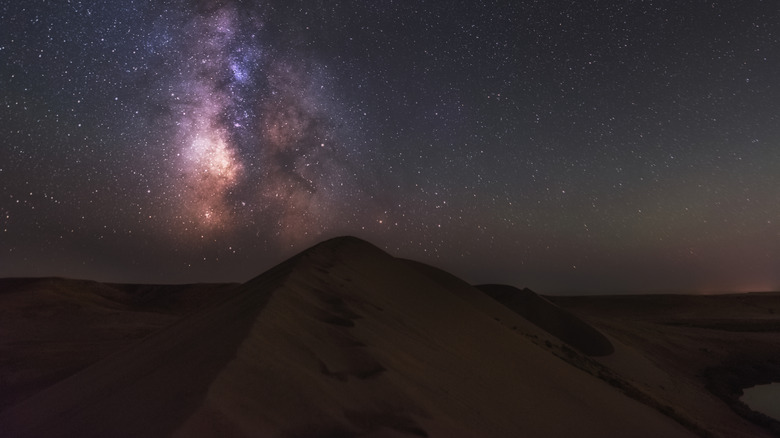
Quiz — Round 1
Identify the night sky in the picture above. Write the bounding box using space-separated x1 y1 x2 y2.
1 1 778 293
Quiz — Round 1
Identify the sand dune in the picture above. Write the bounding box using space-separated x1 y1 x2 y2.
476 284 614 356
0 237 700 438
403 261 780 436
0 238 780 438
550 294 780 437
0 278 239 412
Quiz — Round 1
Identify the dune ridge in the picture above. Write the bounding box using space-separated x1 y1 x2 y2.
476 284 614 356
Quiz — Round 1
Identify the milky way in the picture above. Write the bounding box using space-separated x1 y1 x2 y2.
152 2 365 242
1 1 779 292
172 5 247 231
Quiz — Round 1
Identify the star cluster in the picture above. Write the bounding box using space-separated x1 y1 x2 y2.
1 1 778 293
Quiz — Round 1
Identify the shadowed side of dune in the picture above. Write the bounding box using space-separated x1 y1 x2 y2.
399 259 614 357
476 284 615 356
0 256 297 438
0 278 242 411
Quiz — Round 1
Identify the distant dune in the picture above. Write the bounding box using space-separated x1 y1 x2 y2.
476 284 614 356
1 237 778 437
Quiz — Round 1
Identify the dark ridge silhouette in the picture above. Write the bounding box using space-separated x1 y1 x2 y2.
476 284 615 356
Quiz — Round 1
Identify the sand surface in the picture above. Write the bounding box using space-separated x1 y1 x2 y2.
1 237 777 437
0 278 239 412
550 293 780 437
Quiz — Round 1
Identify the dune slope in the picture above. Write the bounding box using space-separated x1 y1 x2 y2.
0 278 238 411
551 293 780 438
476 284 614 356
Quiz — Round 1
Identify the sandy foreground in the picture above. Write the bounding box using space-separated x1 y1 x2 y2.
0 237 778 437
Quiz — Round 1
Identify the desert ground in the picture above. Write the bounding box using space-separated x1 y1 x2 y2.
1 237 778 437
